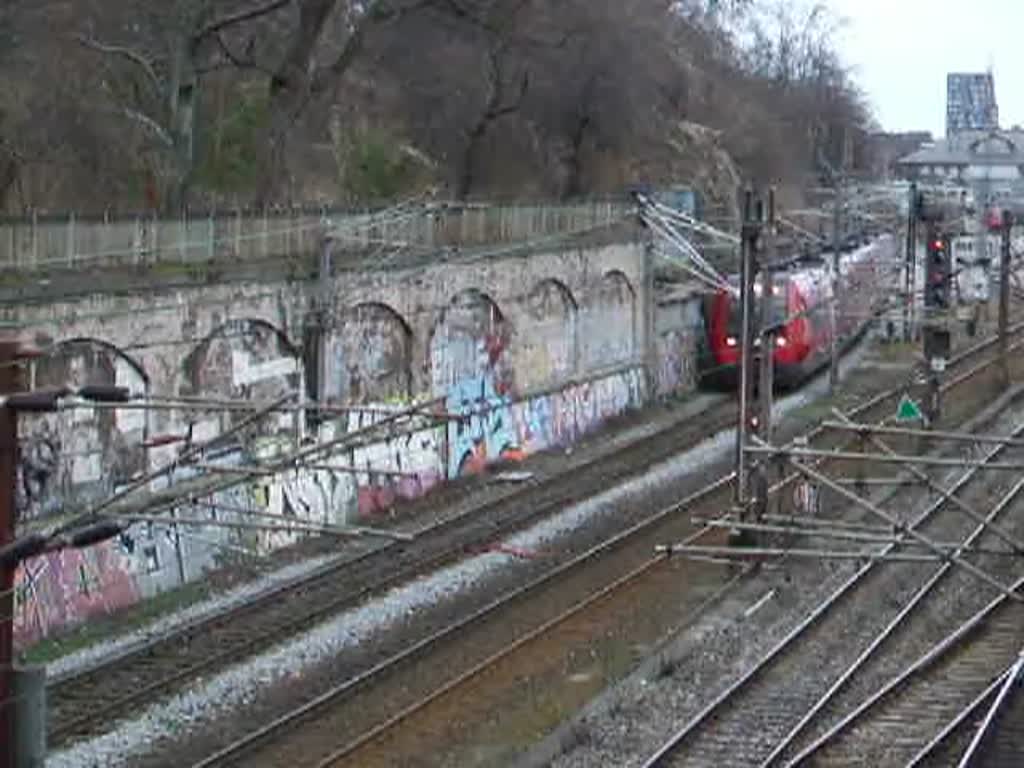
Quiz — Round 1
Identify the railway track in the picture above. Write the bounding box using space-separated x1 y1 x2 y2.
187 327 1024 767
50 387 747 746
638 405 1024 766
906 640 1024 768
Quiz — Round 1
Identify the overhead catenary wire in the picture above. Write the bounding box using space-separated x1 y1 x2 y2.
642 201 736 277
637 200 735 293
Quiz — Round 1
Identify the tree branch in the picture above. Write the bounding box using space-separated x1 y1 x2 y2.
198 0 292 40
76 35 162 92
114 108 174 147
207 32 278 77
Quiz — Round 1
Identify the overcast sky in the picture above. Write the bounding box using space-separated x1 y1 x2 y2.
829 0 1022 137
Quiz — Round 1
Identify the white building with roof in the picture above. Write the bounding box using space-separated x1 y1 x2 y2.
897 130 1024 194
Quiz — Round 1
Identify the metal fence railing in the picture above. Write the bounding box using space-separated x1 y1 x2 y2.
0 199 634 272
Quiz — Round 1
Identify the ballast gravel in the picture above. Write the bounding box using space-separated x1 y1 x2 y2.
46 552 350 682
46 346 866 768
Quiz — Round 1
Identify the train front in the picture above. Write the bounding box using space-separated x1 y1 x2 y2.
702 278 798 390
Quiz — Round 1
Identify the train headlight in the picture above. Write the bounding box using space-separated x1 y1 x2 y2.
726 336 738 347
775 336 788 348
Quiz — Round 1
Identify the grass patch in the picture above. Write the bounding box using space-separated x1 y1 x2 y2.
18 580 211 666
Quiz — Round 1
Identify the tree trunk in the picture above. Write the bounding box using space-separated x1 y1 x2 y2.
166 38 199 214
255 0 336 207
0 157 17 214
563 115 590 199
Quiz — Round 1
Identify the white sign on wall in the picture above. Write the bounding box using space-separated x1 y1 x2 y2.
232 352 298 387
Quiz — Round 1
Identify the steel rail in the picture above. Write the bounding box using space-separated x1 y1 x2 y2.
310 547 753 768
782 570 1024 763
905 672 1010 767
956 650 1024 767
759 471 1024 766
47 395 739 745
52 316 1024 752
196 355 928 767
196 327 1024 768
193 475 738 768
638 394 1024 768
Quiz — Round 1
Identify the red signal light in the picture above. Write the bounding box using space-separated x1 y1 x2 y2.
932 239 944 251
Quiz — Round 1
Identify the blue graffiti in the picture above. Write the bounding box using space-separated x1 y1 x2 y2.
519 396 555 451
446 376 519 477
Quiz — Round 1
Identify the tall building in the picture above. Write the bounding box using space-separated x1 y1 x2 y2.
947 73 999 136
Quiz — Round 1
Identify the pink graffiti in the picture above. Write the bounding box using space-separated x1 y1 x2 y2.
356 472 442 519
14 541 139 649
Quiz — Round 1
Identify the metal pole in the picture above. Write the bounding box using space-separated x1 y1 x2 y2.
905 183 917 342
0 341 19 768
13 666 45 767
759 188 776 443
1000 209 1012 387
734 188 755 510
317 239 334 418
829 177 842 393
754 190 776 522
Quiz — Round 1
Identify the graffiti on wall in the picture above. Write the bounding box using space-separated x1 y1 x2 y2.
17 340 148 523
654 298 702 398
14 539 140 647
512 367 645 452
446 376 522 477
429 290 513 397
185 318 300 442
337 407 444 518
324 302 412 405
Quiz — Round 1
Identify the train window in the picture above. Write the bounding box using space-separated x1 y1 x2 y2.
725 290 788 336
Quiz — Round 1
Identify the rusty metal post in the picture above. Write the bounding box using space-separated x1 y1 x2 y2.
0 340 21 768
753 189 777 524
734 188 756 511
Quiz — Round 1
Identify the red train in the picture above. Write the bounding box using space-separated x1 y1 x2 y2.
700 235 895 390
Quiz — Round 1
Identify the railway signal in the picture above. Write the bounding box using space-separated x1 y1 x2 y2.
925 231 952 309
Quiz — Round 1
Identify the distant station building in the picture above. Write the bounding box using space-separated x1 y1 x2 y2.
897 130 1024 186
896 72 1024 196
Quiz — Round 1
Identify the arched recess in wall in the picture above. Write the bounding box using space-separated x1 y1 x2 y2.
428 289 513 398
516 279 578 390
20 338 149 524
184 318 301 442
581 270 636 370
323 302 413 405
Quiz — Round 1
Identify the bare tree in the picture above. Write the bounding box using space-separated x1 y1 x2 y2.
76 0 291 212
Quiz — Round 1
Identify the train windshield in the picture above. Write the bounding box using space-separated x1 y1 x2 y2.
726 289 788 337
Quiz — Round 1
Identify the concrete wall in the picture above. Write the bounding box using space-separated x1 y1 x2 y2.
10 237 705 647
